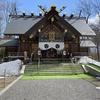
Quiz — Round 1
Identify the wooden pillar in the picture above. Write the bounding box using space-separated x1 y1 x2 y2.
68 42 71 53
24 51 27 60
19 36 22 52
78 37 80 52
5 47 7 55
28 39 32 56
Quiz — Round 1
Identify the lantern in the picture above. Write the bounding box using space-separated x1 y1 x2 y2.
63 50 66 55
38 50 41 56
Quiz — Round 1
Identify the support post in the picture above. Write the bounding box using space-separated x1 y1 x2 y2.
63 48 66 62
37 48 41 74
4 69 6 88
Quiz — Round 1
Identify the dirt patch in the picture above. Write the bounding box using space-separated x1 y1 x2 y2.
0 76 18 92
84 78 100 86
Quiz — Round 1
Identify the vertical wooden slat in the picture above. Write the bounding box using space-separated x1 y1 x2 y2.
4 69 6 88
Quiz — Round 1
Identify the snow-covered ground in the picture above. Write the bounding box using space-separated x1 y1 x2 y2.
0 59 22 77
77 56 100 67
0 56 100 77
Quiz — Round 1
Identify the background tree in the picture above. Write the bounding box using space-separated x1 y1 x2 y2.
92 0 100 15
0 0 5 36
77 0 100 60
0 0 20 37
0 0 20 61
3 0 20 24
77 0 92 15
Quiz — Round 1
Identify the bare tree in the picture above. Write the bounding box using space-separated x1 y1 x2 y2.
0 0 5 36
0 0 20 36
3 0 20 24
92 0 100 15
77 0 100 60
77 0 93 17
92 28 100 60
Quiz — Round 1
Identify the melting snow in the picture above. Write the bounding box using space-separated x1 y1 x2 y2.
77 56 100 67
0 56 100 76
0 59 22 77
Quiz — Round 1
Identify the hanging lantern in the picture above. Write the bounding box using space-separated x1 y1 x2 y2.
38 29 41 33
63 50 66 55
38 49 41 55
51 17 54 22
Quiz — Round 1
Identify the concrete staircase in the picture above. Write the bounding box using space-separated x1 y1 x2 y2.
24 63 84 75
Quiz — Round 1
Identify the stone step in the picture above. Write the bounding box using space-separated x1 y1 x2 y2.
24 63 84 75
25 72 73 75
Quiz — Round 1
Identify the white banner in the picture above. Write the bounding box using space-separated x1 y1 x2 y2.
39 42 64 50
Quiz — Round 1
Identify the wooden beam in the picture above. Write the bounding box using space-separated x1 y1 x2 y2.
57 15 81 36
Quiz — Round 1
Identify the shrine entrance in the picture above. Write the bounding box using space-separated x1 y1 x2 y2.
41 48 62 58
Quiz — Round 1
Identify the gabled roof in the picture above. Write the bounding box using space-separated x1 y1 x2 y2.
66 18 96 36
4 16 96 36
4 17 41 35
0 39 19 46
4 5 96 37
24 9 82 38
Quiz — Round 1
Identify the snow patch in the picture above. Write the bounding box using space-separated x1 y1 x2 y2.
96 87 100 90
0 59 22 76
77 56 100 67
20 65 26 74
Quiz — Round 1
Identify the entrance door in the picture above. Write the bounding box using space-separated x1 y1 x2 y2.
42 48 57 58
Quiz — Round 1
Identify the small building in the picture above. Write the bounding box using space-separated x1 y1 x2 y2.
0 5 96 61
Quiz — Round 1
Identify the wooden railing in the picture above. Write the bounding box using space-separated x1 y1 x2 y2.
3 52 24 61
8 52 24 56
3 51 92 62
72 52 89 56
7 52 89 57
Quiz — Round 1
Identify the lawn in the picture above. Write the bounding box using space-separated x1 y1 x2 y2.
88 64 100 71
21 74 94 80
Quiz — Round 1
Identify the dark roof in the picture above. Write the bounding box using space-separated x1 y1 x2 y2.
66 18 96 36
4 16 96 36
4 17 41 35
0 39 19 46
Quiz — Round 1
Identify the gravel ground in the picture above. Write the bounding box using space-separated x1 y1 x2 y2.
0 77 18 91
0 79 100 100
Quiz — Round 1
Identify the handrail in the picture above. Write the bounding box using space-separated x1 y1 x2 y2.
72 52 89 56
8 52 24 56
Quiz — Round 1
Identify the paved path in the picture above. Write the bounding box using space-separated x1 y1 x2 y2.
0 79 100 100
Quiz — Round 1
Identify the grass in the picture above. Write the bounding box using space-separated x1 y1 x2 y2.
21 74 94 80
88 64 100 71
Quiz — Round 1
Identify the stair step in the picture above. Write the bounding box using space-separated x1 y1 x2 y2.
24 63 84 75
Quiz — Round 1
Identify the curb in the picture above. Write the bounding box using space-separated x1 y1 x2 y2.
0 75 22 96
96 87 100 90
20 65 26 75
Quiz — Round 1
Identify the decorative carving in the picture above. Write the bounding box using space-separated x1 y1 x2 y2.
44 44 49 48
55 44 60 48
49 30 55 41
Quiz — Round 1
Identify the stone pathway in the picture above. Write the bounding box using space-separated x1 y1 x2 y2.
84 78 100 87
0 79 100 100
